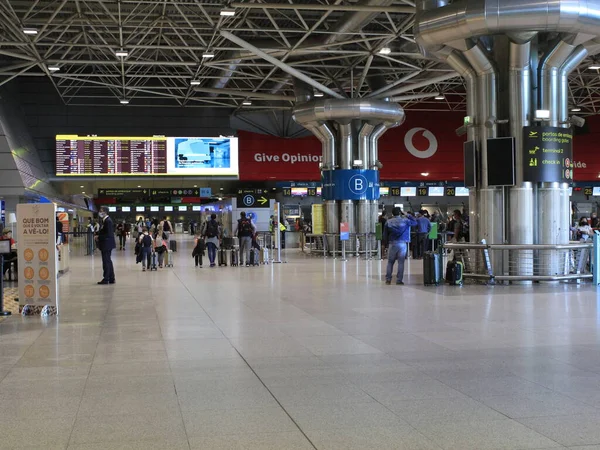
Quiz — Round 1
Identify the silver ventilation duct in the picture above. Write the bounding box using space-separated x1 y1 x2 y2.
415 0 600 50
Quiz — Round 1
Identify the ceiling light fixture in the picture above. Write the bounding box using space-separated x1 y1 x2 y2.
589 64 600 70
120 99 129 104
190 80 201 86
571 106 582 112
115 50 129 58
242 101 252 105
22 28 38 35
47 65 60 72
202 52 215 59
435 95 445 100
421 172 429 176
379 47 391 55
314 92 324 97
220 8 235 16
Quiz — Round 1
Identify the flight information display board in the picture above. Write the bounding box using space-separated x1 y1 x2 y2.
56 135 239 176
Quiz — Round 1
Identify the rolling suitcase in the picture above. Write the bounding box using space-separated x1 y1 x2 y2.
218 247 228 266
249 248 259 266
423 251 443 286
260 248 269 264
445 261 463 286
165 249 174 267
150 251 158 271
169 240 177 252
230 248 239 267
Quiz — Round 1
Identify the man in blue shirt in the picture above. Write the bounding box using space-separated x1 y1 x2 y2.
383 207 417 285
415 211 432 259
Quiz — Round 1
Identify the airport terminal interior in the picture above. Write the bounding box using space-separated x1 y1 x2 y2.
4 0 600 448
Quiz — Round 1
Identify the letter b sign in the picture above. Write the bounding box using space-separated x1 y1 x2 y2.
348 174 368 196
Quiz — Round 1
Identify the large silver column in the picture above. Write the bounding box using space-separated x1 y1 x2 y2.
464 42 503 271
369 123 388 235
338 122 355 234
357 122 375 235
508 39 534 279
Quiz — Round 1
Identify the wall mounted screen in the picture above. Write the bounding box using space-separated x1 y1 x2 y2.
379 187 390 196
56 135 239 176
428 187 444 197
400 187 416 197
291 187 308 197
455 187 470 197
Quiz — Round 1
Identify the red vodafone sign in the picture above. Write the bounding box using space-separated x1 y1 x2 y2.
238 112 600 182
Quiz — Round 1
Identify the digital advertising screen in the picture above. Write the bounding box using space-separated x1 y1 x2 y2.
400 187 416 197
291 187 308 197
428 187 444 197
55 135 239 176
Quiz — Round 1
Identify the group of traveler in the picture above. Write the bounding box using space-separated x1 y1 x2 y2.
382 208 468 286
134 216 173 271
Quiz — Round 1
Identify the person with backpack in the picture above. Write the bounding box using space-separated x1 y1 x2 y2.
160 216 173 240
138 227 154 271
234 211 256 267
201 213 222 267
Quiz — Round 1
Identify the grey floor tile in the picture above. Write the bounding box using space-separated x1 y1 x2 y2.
286 402 408 431
292 335 382 356
182 406 296 437
518 414 600 447
415 418 562 450
307 426 443 450
69 412 187 445
188 431 314 450
360 378 464 403
480 392 600 418
269 381 374 406
78 391 181 416
0 416 75 449
67 437 191 450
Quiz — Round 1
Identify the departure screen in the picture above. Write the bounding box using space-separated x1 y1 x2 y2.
56 135 239 176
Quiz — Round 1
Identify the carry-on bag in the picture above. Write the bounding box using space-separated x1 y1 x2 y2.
423 251 443 286
230 248 239 267
150 251 158 271
249 248 259 266
445 261 463 286
218 247 228 266
169 240 177 252
260 248 269 264
164 249 174 267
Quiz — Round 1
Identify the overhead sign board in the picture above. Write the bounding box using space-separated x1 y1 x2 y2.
523 126 573 183
236 188 269 208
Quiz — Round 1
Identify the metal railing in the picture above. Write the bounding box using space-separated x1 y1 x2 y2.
444 242 593 283
306 233 379 260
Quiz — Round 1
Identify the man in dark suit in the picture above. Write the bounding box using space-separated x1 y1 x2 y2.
95 206 116 284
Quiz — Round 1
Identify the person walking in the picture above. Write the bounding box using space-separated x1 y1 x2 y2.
234 212 256 267
154 225 167 268
116 221 127 251
383 207 417 286
201 213 222 267
96 206 116 284
138 227 153 271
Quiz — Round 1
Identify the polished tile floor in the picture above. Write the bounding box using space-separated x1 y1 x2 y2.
1 237 600 449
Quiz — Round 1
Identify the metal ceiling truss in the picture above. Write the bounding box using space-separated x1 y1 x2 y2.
0 0 599 115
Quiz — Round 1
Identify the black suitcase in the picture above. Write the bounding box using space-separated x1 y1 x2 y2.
423 251 443 286
169 240 177 252
218 248 228 266
230 248 239 267
222 237 233 249
445 261 464 286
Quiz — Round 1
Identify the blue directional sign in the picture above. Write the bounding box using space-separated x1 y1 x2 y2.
236 188 270 208
199 187 212 198
322 170 380 201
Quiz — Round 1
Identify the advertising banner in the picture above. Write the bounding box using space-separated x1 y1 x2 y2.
311 204 325 235
16 204 58 310
523 126 573 183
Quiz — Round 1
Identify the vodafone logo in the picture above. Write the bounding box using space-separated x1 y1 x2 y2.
404 127 438 159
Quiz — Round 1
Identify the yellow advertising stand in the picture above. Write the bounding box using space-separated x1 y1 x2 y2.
17 204 59 316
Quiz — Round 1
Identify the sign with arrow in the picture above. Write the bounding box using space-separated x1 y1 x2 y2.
236 188 270 208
